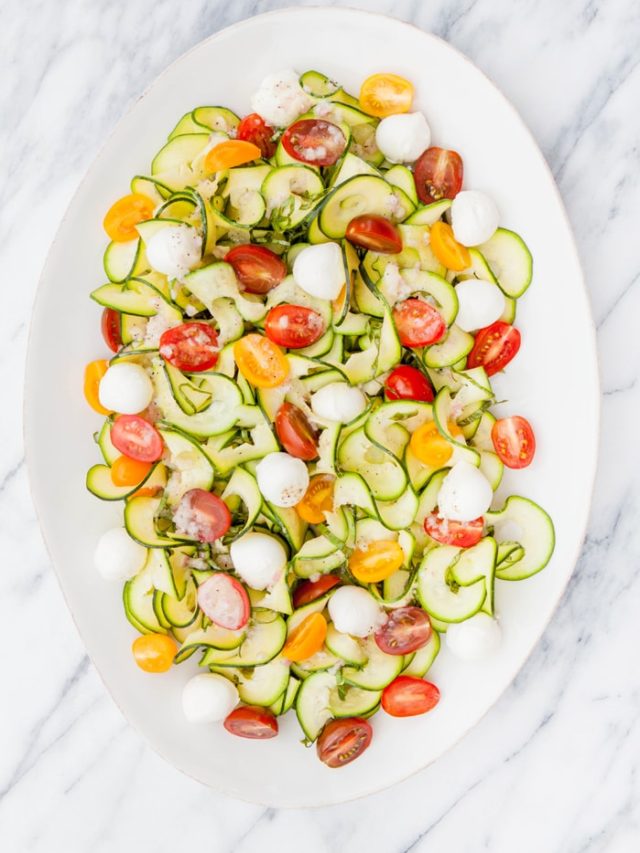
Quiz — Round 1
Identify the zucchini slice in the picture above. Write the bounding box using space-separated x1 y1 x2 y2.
486 496 555 580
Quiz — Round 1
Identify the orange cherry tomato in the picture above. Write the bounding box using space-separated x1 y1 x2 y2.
132 633 177 673
204 140 261 173
296 474 335 523
359 73 413 117
84 359 111 415
409 420 462 467
283 612 328 662
110 455 153 487
233 334 289 388
429 221 471 271
103 193 155 242
349 539 404 583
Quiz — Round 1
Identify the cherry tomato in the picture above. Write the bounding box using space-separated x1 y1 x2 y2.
467 321 521 376
132 633 177 673
204 139 261 173
275 402 319 461
197 573 249 630
292 574 341 608
385 365 434 402
392 298 446 348
159 322 219 372
265 304 325 349
359 73 413 117
84 359 111 415
111 415 163 462
491 416 536 469
234 334 289 388
104 193 155 242
424 513 484 547
295 473 335 523
237 112 276 158
110 455 152 487
409 420 461 467
225 245 287 294
429 221 471 271
281 119 347 167
317 717 373 768
175 488 231 542
374 606 432 655
101 308 122 352
224 706 278 739
413 147 463 205
283 612 328 662
382 676 440 717
349 540 405 583
345 215 402 254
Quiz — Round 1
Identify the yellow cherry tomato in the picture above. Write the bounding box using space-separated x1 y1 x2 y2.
349 539 405 583
103 193 155 242
283 612 328 662
234 334 289 388
132 633 177 673
359 73 414 118
110 455 153 487
410 420 463 467
204 140 262 173
84 359 111 415
429 221 471 271
296 474 335 524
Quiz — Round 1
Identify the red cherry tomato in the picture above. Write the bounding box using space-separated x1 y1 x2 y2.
392 299 446 348
236 112 276 159
159 323 219 373
281 119 347 167
381 676 441 717
467 321 521 376
224 706 278 739
275 402 319 461
174 488 231 543
316 718 373 768
491 415 536 469
413 147 464 205
424 513 484 547
292 574 341 608
101 308 122 352
197 573 249 629
374 606 432 656
384 365 434 402
225 245 287 294
265 304 326 349
111 415 163 462
345 215 402 254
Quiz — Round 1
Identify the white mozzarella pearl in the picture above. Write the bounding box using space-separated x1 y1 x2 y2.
446 613 502 661
327 586 384 638
255 452 310 508
375 112 431 164
94 527 146 581
455 279 506 332
437 461 494 522
146 224 202 280
310 382 367 424
182 673 239 723
292 243 345 300
98 362 153 414
230 532 288 590
451 190 499 246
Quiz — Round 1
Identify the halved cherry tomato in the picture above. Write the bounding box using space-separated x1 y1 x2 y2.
381 676 440 717
234 334 289 388
292 574 341 608
359 73 413 117
349 540 404 583
392 298 446 347
104 193 155 242
409 420 461 467
317 717 373 768
283 612 327 662
111 415 163 462
237 112 276 158
424 513 484 547
174 488 231 542
429 221 471 271
413 147 463 205
384 365 434 402
265 305 325 349
101 308 122 352
110 455 152 487
204 139 261 173
345 215 402 254
197 573 249 630
132 633 177 673
296 474 335 523
275 403 319 461
159 322 219 372
281 119 347 167
375 606 432 655
224 706 278 739
467 321 521 376
491 415 536 469
225 245 287 294
84 359 111 415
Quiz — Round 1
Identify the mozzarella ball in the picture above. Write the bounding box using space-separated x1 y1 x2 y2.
145 224 202 280
311 382 367 424
94 527 146 581
292 242 344 300
251 69 313 127
375 112 431 164
455 279 506 332
437 461 493 522
447 613 502 661
255 452 310 508
451 191 499 247
328 586 385 638
230 532 288 590
182 673 239 724
98 362 153 414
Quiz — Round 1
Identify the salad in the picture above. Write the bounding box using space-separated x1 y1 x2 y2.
85 69 555 769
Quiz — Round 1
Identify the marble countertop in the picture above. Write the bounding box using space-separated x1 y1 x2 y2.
2 0 638 849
